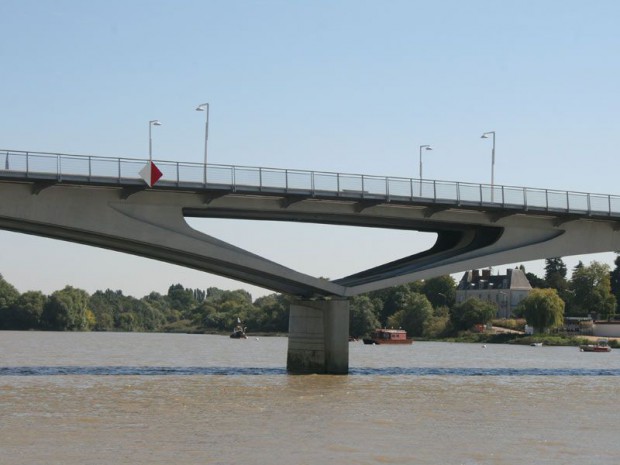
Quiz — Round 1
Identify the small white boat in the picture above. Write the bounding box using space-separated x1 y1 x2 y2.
530 342 543 347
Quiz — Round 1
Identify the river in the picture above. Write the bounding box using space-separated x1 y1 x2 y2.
1 331 619 465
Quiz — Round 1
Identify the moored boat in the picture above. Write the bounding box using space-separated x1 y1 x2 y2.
579 338 611 352
363 329 412 345
230 318 248 339
230 325 247 339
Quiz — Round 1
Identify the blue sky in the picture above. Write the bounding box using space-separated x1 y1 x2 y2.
1 0 619 298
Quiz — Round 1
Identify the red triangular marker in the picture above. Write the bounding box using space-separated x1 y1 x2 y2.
139 161 163 187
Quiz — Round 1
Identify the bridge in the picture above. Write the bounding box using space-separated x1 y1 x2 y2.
2 149 620 373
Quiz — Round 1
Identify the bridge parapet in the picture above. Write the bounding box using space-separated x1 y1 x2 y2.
2 148 620 218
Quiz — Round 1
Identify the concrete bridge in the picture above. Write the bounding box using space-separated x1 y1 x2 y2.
2 149 620 373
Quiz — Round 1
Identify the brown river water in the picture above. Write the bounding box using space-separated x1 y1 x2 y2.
1 331 619 465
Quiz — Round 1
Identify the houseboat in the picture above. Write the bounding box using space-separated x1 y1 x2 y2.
363 329 412 345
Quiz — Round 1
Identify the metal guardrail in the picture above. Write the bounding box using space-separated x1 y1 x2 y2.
2 149 620 218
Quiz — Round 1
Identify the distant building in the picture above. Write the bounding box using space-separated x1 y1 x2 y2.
559 318 620 338
592 321 620 338
562 317 593 335
456 268 533 319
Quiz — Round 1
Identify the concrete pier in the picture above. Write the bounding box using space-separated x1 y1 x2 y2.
287 299 350 374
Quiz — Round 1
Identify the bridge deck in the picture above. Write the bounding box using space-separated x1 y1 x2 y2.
2 149 619 220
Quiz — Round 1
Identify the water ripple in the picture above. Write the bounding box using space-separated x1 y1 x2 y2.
350 367 620 376
0 366 287 376
1 366 620 376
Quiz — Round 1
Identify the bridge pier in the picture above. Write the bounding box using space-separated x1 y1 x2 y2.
287 298 350 374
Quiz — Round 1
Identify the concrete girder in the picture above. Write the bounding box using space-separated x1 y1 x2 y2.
1 180 619 299
0 182 345 297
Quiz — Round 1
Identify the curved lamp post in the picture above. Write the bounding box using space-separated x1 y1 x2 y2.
481 131 496 201
196 103 209 184
149 120 162 161
419 144 432 196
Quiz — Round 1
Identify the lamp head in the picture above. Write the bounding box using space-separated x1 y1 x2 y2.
196 103 209 112
150 120 162 126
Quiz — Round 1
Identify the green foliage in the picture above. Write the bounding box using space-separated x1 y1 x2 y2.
387 292 433 337
423 305 451 338
250 294 290 333
421 275 456 309
0 273 20 312
2 257 617 339
451 298 497 331
570 261 616 319
545 257 567 289
167 284 197 315
89 289 165 332
41 286 92 331
349 295 380 338
525 272 546 289
5 291 47 330
612 255 620 314
367 285 410 326
518 288 565 333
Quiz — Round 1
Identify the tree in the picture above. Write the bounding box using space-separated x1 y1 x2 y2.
89 289 123 331
386 292 433 337
349 295 380 338
450 298 497 331
544 257 567 291
423 305 451 338
0 274 19 310
5 291 47 330
570 261 616 320
518 288 564 333
422 275 456 309
143 292 172 322
252 293 290 332
41 286 92 331
525 272 546 289
368 285 412 326
610 254 620 315
167 284 197 315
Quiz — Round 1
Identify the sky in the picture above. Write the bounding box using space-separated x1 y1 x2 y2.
1 0 619 299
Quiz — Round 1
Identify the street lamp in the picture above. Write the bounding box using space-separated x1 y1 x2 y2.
481 131 496 201
149 120 162 161
419 144 432 196
196 103 209 184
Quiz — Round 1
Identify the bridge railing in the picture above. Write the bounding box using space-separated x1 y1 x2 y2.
2 149 620 218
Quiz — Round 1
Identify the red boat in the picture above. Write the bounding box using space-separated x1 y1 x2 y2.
363 329 412 345
580 338 612 352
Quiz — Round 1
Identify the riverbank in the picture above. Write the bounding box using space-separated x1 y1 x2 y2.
428 332 620 348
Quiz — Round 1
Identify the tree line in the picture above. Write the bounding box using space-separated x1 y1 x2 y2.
1 255 619 337
518 256 620 333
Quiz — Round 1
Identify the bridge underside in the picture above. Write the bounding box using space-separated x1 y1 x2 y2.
1 179 619 298
2 179 620 374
